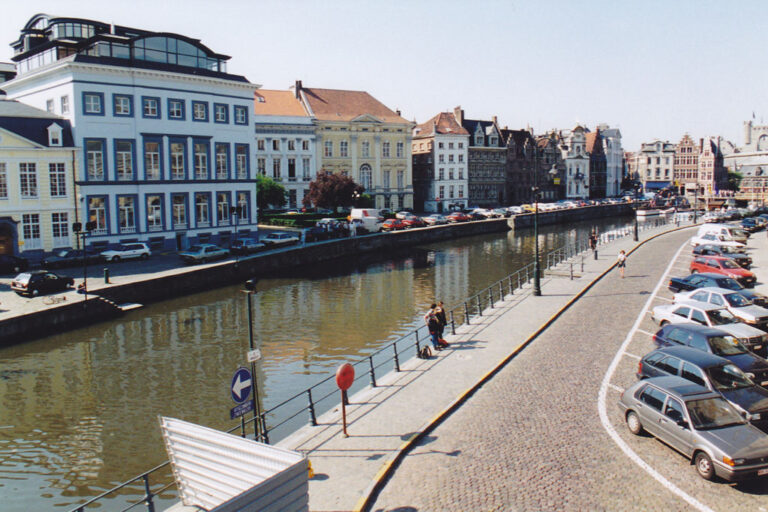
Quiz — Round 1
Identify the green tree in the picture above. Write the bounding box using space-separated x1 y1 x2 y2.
256 174 287 209
727 171 742 191
302 171 363 209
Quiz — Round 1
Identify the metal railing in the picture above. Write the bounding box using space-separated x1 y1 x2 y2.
66 214 681 512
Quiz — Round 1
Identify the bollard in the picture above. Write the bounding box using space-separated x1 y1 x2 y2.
581 255 584 272
260 413 270 444
450 311 456 335
104 267 110 284
570 262 574 280
499 281 504 301
594 248 598 260
393 342 400 372
508 276 513 295
464 302 470 325
476 296 482 316
488 288 493 308
369 356 377 387
307 389 317 426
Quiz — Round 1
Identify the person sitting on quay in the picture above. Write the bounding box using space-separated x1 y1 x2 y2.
423 304 443 351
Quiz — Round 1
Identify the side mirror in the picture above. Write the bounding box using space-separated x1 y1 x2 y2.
677 419 689 429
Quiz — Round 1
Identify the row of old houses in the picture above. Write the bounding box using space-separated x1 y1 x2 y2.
0 13 626 260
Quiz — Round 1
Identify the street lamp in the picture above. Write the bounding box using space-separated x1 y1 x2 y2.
633 182 642 241
72 221 95 307
524 139 542 297
243 279 264 442
352 190 360 208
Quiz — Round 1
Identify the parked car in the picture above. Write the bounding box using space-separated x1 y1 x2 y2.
507 206 525 215
689 233 746 252
11 270 74 297
101 243 151 262
741 218 761 233
618 376 768 481
692 244 752 269
230 238 265 255
674 287 768 329
698 224 749 244
401 216 426 229
651 301 768 356
41 249 102 269
0 254 29 274
636 347 768 432
381 218 406 231
350 208 384 233
395 210 414 220
667 273 768 306
178 244 230 264
261 232 300 247
690 255 756 287
652 323 768 387
446 211 470 223
423 214 448 226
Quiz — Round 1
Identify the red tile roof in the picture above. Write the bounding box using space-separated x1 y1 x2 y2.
585 131 599 153
414 112 469 138
300 87 409 123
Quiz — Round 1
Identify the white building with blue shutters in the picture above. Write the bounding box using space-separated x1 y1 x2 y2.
2 13 260 252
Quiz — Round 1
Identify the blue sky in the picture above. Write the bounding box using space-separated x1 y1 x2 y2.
2 0 766 150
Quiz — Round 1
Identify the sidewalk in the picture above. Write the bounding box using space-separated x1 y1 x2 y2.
272 221 695 512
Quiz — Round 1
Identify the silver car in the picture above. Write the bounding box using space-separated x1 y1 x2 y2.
618 376 768 481
652 301 768 355
674 287 768 328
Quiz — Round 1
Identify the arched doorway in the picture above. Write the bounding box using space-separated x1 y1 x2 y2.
0 219 18 256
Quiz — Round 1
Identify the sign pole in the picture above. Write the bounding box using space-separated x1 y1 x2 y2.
246 287 263 442
335 363 355 438
340 390 348 437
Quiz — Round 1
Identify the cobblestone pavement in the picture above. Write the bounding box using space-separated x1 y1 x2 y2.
371 228 768 511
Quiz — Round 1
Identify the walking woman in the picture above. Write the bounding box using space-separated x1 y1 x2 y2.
617 250 627 278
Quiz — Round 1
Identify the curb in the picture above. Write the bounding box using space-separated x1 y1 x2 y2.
353 223 698 512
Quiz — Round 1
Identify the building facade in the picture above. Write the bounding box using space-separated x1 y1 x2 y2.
412 112 469 213
560 126 590 199
586 130 607 198
253 90 316 209
597 123 623 197
454 107 506 207
0 100 79 258
698 137 728 196
3 14 259 252
673 133 700 196
635 140 676 192
296 82 413 211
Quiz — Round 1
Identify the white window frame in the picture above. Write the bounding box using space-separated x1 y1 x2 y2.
20 163 38 198
49 163 67 197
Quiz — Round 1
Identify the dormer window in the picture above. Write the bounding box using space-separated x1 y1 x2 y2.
47 123 63 147
489 136 497 146
474 127 484 146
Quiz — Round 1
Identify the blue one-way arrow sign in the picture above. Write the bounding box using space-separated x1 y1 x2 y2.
230 367 252 404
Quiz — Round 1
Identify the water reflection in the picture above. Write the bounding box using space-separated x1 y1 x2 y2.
0 217 633 510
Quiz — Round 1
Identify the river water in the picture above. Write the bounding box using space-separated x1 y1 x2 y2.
0 217 637 510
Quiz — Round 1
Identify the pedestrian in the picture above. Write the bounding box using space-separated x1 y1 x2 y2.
617 249 627 278
423 303 442 351
435 301 449 347
589 230 598 260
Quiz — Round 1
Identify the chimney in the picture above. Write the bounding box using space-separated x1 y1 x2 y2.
699 138 703 152
492 115 498 125
396 109 401 117
453 106 463 124
295 80 303 99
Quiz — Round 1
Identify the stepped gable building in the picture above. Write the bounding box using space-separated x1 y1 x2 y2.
2 13 259 253
673 133 700 196
559 125 590 199
585 129 606 198
698 136 727 196
0 99 79 258
295 81 413 211
412 112 469 213
253 89 316 208
500 128 535 205
454 107 506 206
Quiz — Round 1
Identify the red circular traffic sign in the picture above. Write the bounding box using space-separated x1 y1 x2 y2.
335 363 355 391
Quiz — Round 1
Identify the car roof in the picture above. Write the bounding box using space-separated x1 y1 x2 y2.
662 322 731 336
672 299 725 312
693 254 729 260
691 286 741 295
685 272 730 280
650 345 731 368
642 376 716 399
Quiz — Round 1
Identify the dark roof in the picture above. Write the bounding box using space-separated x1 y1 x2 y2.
461 118 502 147
0 100 74 146
651 345 731 368
661 321 732 337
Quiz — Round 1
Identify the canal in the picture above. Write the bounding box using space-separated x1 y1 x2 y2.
0 216 636 510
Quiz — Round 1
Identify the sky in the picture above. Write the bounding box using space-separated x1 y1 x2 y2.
1 0 766 151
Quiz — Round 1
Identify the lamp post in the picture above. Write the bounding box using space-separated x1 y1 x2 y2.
352 190 360 208
72 221 95 307
243 279 264 442
633 182 642 241
531 143 542 297
693 183 698 223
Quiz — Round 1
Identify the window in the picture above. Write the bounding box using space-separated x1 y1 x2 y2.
664 398 685 423
60 95 69 114
235 144 248 179
449 154 454 163
656 356 681 375
362 141 370 158
638 386 665 411
272 158 281 179
439 142 444 149
302 158 311 179
142 97 160 118
382 142 390 158
234 105 248 125
288 140 296 151
458 185 464 198
217 192 230 223
340 140 349 157
397 170 404 189
257 157 266 175
681 363 706 387
215 143 229 179
168 98 185 120
20 163 37 198
489 136 497 146
397 141 404 158
51 212 68 241
236 192 249 221
146 195 163 231
195 193 210 226
383 170 390 189
673 306 690 319
194 141 209 179
22 214 41 247
360 164 372 190
113 94 133 116
46 99 54 113
192 101 208 122
172 194 187 227
475 133 483 146
288 158 296 179
170 140 186 179
324 140 333 157
48 125 61 146
458 142 463 149
439 185 444 199
448 142 454 149
458 169 464 179
144 139 162 180
438 168 444 180
115 140 135 181
448 169 454 180
118 196 136 232
257 139 265 151
214 103 228 123
449 185 454 198
272 139 280 151
88 197 107 233
439 154 445 163
83 92 103 115
0 163 6 198
691 309 707 325
302 140 309 151
49 163 67 197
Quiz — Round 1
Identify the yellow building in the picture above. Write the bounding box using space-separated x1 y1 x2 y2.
0 100 80 259
295 81 414 210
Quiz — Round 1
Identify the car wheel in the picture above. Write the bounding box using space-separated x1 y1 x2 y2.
690 269 698 274
31 289 39 297
112 256 121 263
140 253 149 260
13 265 20 273
659 320 669 327
626 411 644 435
694 452 715 481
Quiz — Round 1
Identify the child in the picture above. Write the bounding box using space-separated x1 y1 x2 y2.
617 250 627 278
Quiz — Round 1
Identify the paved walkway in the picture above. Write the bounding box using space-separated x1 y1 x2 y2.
271 220 697 511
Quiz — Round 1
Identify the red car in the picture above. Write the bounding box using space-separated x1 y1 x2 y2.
401 216 425 229
690 255 756 287
446 212 470 223
381 218 406 231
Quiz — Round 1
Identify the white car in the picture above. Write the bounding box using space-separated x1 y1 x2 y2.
673 287 768 328
507 206 524 215
689 233 746 252
423 214 448 225
101 242 151 262
261 232 300 247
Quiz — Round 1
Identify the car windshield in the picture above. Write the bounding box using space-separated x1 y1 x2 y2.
706 309 736 325
720 260 741 269
55 250 69 257
715 278 743 291
724 293 751 307
708 335 748 356
187 245 202 252
686 397 746 430
707 364 754 391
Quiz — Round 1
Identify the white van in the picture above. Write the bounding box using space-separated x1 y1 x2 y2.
696 224 748 244
349 208 384 233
